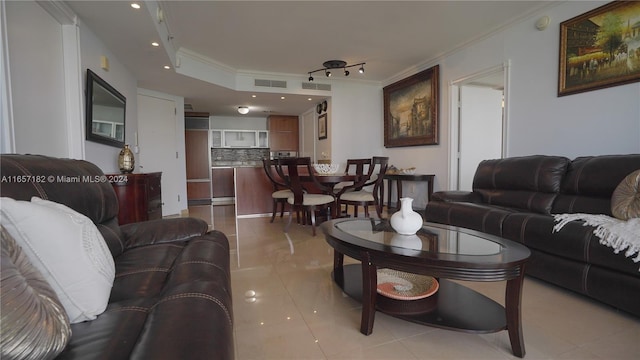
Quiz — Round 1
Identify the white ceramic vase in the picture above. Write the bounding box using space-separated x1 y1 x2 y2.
390 197 423 235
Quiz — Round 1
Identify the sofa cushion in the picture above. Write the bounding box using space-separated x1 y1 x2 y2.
473 155 570 214
0 197 115 323
1 225 71 360
553 154 640 215
611 169 640 220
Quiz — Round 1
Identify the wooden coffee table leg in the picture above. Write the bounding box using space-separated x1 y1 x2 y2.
505 267 526 358
333 250 344 287
360 252 376 335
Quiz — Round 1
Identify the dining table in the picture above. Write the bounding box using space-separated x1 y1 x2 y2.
300 173 369 217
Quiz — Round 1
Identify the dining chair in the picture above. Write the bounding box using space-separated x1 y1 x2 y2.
262 158 293 223
278 157 336 236
333 158 373 194
337 156 389 218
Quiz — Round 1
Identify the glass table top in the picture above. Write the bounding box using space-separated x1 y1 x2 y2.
334 219 502 256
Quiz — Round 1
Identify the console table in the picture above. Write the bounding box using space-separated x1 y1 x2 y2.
383 173 435 212
109 172 162 225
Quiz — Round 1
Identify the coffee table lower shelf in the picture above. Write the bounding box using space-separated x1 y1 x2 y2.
335 263 507 334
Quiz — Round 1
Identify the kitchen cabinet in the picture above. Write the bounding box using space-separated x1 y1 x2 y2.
268 115 299 151
235 167 274 216
212 168 235 198
109 172 162 225
211 130 268 148
185 112 212 203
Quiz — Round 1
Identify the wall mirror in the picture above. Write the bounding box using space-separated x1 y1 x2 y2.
85 69 126 147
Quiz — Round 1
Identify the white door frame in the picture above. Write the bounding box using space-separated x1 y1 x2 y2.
448 62 510 190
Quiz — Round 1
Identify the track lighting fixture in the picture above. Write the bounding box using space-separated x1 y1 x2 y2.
307 60 366 81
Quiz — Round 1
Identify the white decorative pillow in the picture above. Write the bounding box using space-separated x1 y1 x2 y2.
0 197 115 323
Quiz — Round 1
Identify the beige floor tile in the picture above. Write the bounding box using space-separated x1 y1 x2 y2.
234 317 326 360
327 340 419 360
400 330 512 359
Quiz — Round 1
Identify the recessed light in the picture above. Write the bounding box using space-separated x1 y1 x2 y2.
252 94 257 98
280 96 285 100
163 65 170 70
308 98 313 101
151 42 159 47
131 3 141 9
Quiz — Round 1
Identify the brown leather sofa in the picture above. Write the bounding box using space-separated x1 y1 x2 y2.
0 154 234 359
425 154 640 317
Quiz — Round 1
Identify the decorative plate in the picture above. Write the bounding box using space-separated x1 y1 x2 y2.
376 268 439 300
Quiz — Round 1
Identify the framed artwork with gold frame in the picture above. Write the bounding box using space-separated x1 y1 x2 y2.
384 65 439 147
558 1 640 96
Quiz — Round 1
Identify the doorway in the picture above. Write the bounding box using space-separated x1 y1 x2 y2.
450 64 508 191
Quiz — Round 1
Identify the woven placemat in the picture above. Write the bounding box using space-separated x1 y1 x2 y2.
377 268 439 300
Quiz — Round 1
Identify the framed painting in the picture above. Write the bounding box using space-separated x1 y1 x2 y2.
559 1 640 96
318 113 327 140
384 65 439 147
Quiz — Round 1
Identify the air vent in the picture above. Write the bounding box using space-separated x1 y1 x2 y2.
254 79 287 88
184 103 193 111
302 82 331 91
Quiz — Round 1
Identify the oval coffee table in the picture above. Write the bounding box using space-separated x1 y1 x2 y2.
321 218 531 358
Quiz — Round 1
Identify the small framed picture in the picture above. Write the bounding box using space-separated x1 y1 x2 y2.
318 114 327 140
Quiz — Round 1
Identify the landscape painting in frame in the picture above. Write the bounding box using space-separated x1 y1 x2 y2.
559 1 640 96
384 65 439 147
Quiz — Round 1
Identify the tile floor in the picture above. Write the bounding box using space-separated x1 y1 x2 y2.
190 205 639 359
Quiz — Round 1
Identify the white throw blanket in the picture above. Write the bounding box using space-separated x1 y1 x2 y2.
553 214 640 271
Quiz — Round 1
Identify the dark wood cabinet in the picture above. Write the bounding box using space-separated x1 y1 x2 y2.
185 130 210 180
110 172 162 225
235 167 273 216
268 115 299 151
212 168 235 198
185 112 211 204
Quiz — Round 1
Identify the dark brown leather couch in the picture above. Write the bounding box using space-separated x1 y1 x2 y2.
0 155 234 359
425 154 640 317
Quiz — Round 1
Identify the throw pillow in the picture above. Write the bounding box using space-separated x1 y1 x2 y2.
1 225 71 359
611 169 640 220
0 197 115 323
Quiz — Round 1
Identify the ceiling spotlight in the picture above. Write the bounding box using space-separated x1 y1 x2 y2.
131 3 141 9
237 106 249 114
307 60 366 80
163 65 170 70
151 41 159 47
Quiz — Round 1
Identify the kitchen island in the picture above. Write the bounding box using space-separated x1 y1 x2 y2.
211 163 274 217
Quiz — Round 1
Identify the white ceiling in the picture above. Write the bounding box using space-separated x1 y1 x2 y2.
66 1 553 117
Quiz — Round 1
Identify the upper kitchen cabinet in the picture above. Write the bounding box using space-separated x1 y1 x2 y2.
268 115 299 151
211 130 268 148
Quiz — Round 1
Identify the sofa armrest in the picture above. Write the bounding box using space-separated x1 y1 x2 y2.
432 190 482 203
120 217 209 249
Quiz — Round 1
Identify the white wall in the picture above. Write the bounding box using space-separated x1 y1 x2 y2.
330 81 385 165
79 18 138 173
371 0 640 210
5 1 67 157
